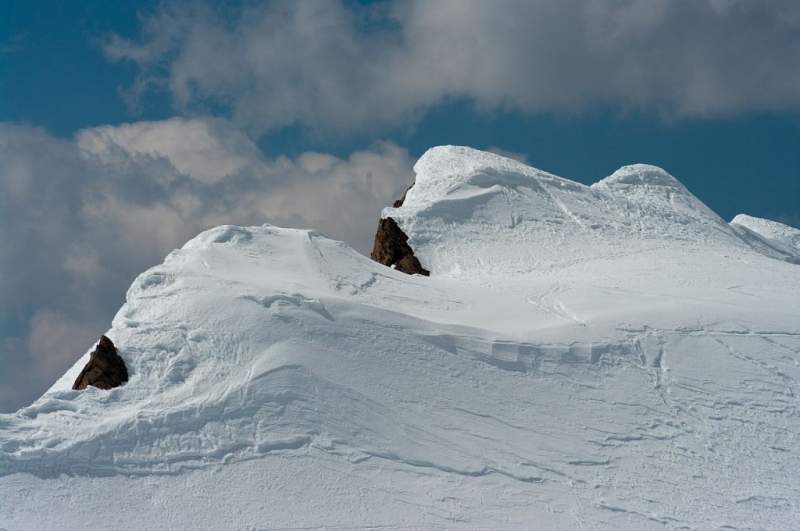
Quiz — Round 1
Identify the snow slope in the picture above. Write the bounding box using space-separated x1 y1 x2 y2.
2 146 800 530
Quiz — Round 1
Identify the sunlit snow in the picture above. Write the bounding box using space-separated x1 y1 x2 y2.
2 146 799 530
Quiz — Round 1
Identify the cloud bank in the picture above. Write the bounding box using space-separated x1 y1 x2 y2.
0 119 414 411
105 0 800 135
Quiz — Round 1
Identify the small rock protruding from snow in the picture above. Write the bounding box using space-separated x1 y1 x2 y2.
393 183 414 208
72 335 129 391
370 217 430 276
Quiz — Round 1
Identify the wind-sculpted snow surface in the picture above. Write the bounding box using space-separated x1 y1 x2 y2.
2 147 800 530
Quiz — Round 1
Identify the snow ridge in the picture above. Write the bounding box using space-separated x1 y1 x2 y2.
2 147 800 530
730 213 800 264
385 146 748 277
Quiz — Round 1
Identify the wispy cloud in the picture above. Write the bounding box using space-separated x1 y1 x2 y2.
104 0 800 136
0 119 414 411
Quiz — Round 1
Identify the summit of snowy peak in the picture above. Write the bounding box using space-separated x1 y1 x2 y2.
590 164 722 222
181 223 327 250
400 145 582 211
590 163 731 237
411 145 560 186
382 146 741 277
593 164 686 189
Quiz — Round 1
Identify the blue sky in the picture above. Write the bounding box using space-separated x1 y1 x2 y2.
2 0 799 412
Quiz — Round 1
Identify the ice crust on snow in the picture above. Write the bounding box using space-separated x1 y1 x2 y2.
2 146 800 530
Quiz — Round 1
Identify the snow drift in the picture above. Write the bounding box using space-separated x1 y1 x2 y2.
2 146 799 530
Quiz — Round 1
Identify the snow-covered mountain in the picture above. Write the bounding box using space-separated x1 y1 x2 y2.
2 146 799 530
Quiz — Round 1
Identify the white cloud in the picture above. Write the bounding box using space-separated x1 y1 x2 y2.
77 117 266 184
105 0 800 134
0 119 415 412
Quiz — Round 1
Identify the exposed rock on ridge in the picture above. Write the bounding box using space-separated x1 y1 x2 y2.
72 335 129 391
370 217 429 276
393 184 414 208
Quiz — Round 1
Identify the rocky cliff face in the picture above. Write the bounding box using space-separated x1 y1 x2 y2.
72 335 129 391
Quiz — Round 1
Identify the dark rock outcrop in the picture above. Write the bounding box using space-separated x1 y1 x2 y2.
393 184 414 208
370 217 430 276
72 335 129 391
